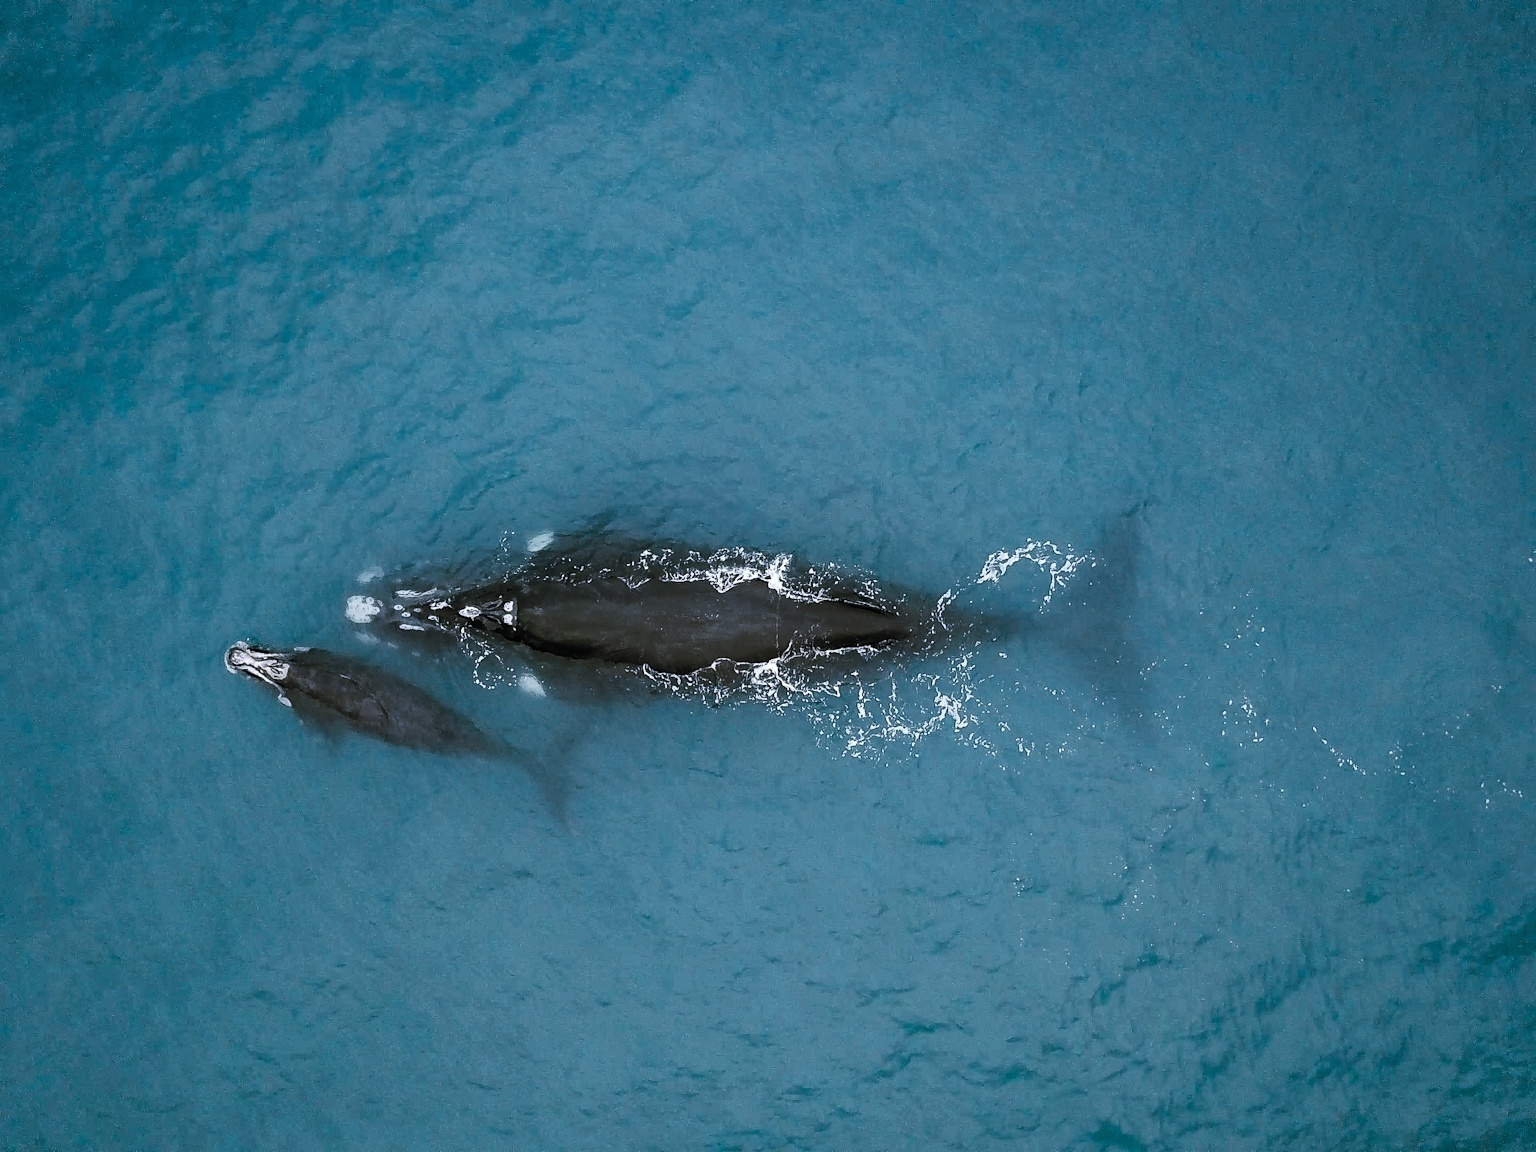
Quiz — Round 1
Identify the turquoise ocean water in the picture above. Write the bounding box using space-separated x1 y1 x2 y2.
3 2 1534 1148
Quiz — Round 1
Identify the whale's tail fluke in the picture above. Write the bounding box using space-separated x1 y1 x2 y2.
1037 506 1150 735
483 734 576 827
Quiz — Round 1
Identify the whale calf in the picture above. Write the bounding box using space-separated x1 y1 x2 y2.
225 642 566 809
226 641 517 754
373 572 914 675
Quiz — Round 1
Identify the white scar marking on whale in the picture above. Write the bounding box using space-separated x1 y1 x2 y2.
517 673 546 697
527 531 554 553
393 588 440 602
345 596 382 623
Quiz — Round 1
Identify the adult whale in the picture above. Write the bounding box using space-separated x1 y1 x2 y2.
358 546 917 675
225 642 567 811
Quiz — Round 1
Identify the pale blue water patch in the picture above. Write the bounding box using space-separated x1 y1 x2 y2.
3 1 1534 1148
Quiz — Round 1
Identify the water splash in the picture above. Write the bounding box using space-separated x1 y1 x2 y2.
976 539 1094 606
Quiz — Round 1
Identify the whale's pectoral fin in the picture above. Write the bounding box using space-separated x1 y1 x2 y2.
287 694 351 745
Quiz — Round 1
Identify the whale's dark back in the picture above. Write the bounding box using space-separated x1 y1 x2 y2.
511 578 912 674
283 649 498 755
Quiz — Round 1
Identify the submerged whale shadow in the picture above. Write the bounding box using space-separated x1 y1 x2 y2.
1032 508 1150 738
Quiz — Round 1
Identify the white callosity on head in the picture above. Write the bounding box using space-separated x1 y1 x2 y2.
458 605 482 619
526 531 554 553
517 673 546 697
224 642 294 706
346 595 383 623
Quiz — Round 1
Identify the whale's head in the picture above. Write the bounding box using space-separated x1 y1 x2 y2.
224 641 294 707
347 585 520 640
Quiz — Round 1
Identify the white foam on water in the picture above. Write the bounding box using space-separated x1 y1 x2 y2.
646 546 835 602
345 595 382 623
976 539 1093 606
356 566 384 584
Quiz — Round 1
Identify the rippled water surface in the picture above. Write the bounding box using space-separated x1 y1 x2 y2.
3 2 1534 1148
